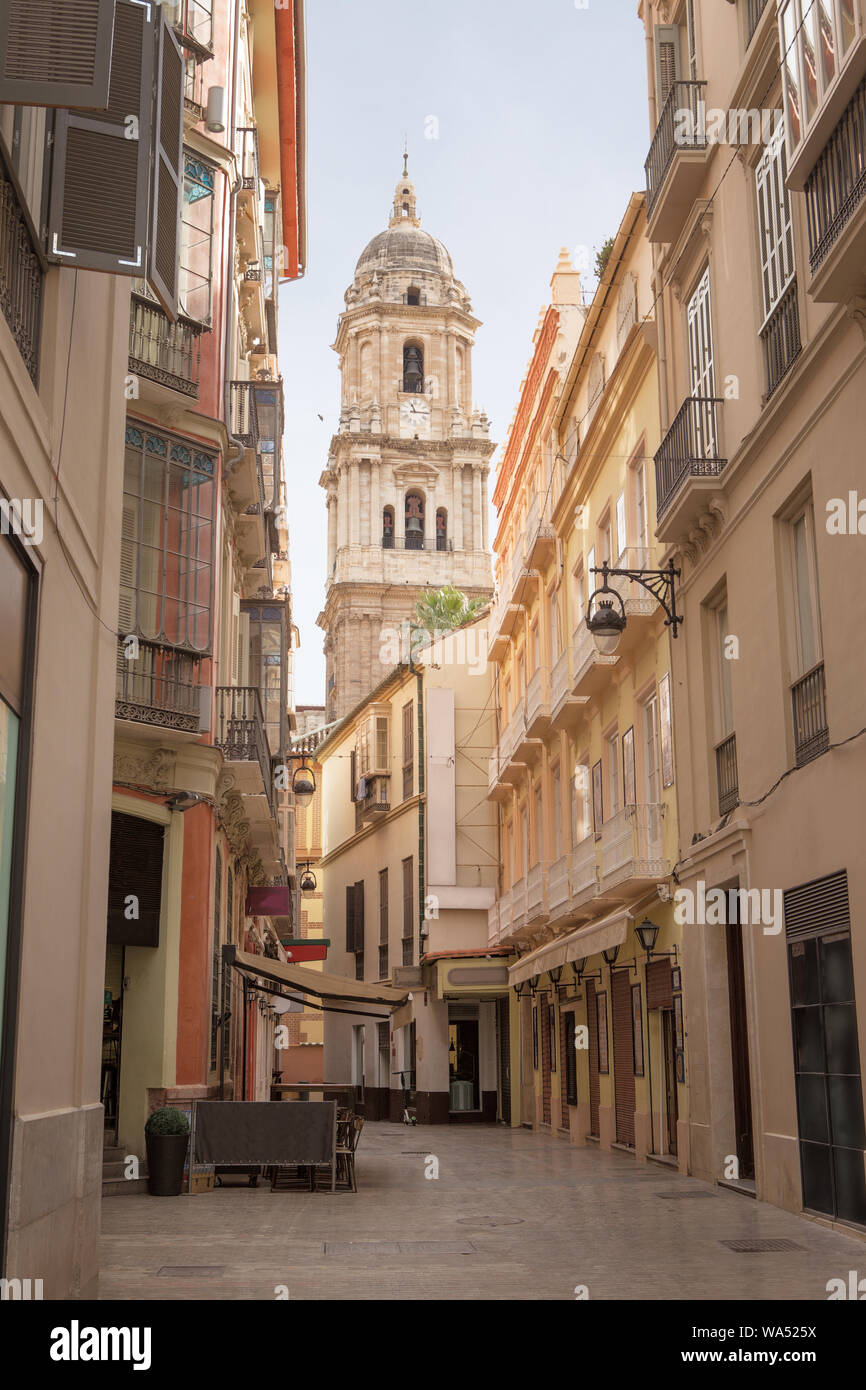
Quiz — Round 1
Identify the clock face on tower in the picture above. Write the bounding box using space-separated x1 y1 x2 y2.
399 396 431 439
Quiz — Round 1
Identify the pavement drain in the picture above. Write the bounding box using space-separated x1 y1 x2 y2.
456 1217 525 1227
655 1190 718 1199
720 1239 807 1253
156 1266 226 1277
325 1241 475 1256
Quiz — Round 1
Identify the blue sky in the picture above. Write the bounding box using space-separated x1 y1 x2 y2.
280 0 649 706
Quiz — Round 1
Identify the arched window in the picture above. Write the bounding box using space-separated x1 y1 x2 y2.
405 492 424 550
406 286 420 306
403 341 424 393
382 506 395 549
436 508 448 551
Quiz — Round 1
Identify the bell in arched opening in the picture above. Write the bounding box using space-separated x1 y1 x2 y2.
403 342 424 393
405 492 424 550
382 507 395 549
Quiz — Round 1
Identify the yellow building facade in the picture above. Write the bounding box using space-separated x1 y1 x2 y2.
489 202 688 1166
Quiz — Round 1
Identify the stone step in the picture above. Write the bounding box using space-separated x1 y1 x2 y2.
102 1176 150 1198
102 1145 125 1162
102 1159 148 1181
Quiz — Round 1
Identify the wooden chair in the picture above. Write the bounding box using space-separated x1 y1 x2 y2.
336 1115 364 1193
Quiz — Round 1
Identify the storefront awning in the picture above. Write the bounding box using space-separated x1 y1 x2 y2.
508 909 632 987
225 945 409 1009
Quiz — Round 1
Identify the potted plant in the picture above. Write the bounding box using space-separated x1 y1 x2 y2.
144 1106 190 1196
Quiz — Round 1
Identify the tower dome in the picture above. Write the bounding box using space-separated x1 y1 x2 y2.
352 153 456 283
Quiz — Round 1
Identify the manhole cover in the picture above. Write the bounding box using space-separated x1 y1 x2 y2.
156 1266 225 1277
721 1239 805 1253
456 1217 525 1227
655 1190 717 1199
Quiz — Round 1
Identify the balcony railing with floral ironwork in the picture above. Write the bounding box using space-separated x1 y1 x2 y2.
792 662 829 766
215 685 275 814
654 396 726 519
804 76 866 274
645 80 708 217
746 0 769 46
129 293 203 397
761 278 801 396
0 148 43 386
115 638 204 733
715 732 739 815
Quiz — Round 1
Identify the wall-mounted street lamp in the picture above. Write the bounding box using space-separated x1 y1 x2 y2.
635 916 679 964
571 957 601 984
585 558 683 656
299 861 317 893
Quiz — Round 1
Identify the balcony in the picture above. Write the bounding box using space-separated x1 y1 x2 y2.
115 638 204 734
598 804 667 897
215 686 275 817
804 76 866 304
524 493 556 568
488 897 500 945
550 646 587 730
761 279 802 397
525 666 551 738
715 732 739 816
547 853 571 922
654 396 726 539
129 293 202 399
0 147 43 386
792 662 829 767
569 835 599 912
236 126 260 192
645 80 709 243
487 590 524 657
510 877 528 938
570 621 619 699
488 744 509 801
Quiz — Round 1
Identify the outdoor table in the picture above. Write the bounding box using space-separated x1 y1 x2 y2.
270 1082 355 1104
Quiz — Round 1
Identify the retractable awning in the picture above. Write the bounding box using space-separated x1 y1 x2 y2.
508 909 632 987
225 945 409 1009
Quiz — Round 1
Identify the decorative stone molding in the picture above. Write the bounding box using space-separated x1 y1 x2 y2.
113 747 176 792
845 296 866 340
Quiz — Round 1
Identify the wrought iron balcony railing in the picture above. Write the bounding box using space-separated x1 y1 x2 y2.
129 293 203 397
230 379 259 446
761 278 802 396
746 0 769 46
654 395 726 519
715 732 739 815
115 638 204 733
0 148 43 386
645 80 708 217
380 534 452 551
215 685 275 814
792 662 829 766
804 76 866 275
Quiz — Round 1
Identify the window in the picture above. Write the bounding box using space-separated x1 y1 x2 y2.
644 693 661 804
549 1005 557 1072
549 590 561 664
616 273 637 350
654 24 681 109
622 726 636 806
530 621 539 670
243 602 288 758
209 848 222 1071
572 758 591 846
564 1013 578 1104
378 869 389 980
607 731 620 816
435 508 448 551
587 353 605 421
552 763 562 860
382 507 395 548
403 342 424 392
405 492 424 550
402 856 414 965
402 701 414 800
173 0 213 50
180 155 215 324
520 805 529 880
687 267 718 455
406 286 420 305
121 422 215 652
788 502 823 678
532 1006 539 1069
349 748 357 803
713 600 734 741
535 785 544 863
756 119 796 324
615 492 627 562
354 880 365 981
357 711 390 778
779 0 859 151
503 818 512 886
632 460 649 555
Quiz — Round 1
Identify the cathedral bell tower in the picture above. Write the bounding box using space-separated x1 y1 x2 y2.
318 158 494 720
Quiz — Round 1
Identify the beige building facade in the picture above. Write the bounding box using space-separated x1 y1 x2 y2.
318 617 510 1124
639 0 866 1223
318 163 494 722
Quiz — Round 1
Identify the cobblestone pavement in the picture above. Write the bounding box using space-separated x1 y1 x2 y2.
99 1122 865 1300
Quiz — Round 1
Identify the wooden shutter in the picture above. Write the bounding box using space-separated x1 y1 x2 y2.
354 880 365 954
646 958 673 1010
47 0 153 275
784 870 850 942
586 978 600 1137
147 5 183 317
611 969 636 1146
654 24 681 109
345 883 355 953
106 810 164 947
0 0 115 109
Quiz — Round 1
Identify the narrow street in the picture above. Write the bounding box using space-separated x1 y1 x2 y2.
99 1125 863 1301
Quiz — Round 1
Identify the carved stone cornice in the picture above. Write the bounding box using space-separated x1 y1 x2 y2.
113 746 176 793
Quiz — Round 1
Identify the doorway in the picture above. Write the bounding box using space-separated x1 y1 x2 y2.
496 997 511 1123
612 969 636 1147
102 944 124 1145
725 911 755 1178
449 1017 479 1112
661 1008 679 1156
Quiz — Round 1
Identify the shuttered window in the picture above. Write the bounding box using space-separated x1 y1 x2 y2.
564 1011 578 1107
149 8 184 316
354 880 365 981
654 24 681 109
402 700 413 800
784 870 850 942
106 810 164 947
345 883 355 952
756 118 796 324
612 969 636 1146
0 0 115 109
401 856 413 965
209 847 222 1072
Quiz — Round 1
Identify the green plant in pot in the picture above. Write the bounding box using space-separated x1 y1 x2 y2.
144 1106 190 1196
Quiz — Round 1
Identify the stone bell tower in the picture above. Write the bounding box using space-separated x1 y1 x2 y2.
318 156 494 721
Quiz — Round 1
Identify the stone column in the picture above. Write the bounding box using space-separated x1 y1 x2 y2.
370 460 381 547
337 464 348 550
481 468 490 551
472 464 483 551
448 333 457 409
452 464 464 551
349 462 360 545
327 490 337 572
395 479 405 545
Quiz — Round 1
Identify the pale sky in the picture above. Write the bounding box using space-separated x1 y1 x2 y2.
280 0 650 707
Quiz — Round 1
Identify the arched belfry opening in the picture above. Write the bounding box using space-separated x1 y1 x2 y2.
405 492 424 550
403 342 424 393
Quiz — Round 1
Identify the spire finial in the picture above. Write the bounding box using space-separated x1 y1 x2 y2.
402 132 409 177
